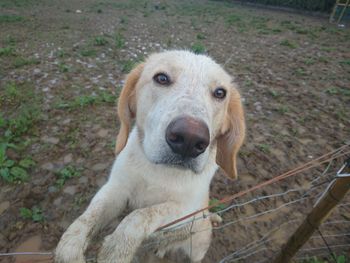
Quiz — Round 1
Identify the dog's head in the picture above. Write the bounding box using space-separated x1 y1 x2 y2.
115 50 245 179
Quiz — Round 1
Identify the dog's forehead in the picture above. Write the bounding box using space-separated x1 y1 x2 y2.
144 51 232 84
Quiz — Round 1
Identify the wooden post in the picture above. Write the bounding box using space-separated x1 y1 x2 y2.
273 162 350 263
337 0 350 24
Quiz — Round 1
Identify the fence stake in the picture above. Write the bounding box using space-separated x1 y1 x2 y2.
273 160 350 263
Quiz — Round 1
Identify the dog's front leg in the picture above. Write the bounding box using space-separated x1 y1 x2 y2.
55 183 129 263
97 202 181 263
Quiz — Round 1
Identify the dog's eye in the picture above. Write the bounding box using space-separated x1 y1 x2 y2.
213 87 227 99
153 73 171 85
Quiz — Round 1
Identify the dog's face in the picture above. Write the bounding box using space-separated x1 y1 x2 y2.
115 51 245 179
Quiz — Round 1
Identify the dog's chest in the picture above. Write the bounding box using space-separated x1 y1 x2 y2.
129 175 207 211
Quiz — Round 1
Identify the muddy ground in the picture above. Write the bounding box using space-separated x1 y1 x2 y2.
0 0 350 262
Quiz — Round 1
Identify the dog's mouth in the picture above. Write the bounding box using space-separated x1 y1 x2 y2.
155 155 200 173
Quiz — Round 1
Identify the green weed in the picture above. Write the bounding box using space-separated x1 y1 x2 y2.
191 43 206 54
120 16 127 24
0 83 42 184
325 87 350 96
4 35 16 45
303 57 316 65
115 32 125 49
302 254 346 263
209 198 226 213
295 68 307 76
277 105 289 114
0 0 40 8
13 57 40 68
0 142 35 183
318 56 329 63
94 36 108 46
226 14 242 25
121 60 136 73
80 48 97 57
339 60 350 66
56 49 68 58
20 206 44 222
55 165 81 188
268 89 280 98
196 33 206 40
257 144 270 153
58 63 69 73
5 82 20 99
280 39 297 49
0 46 15 56
0 15 24 23
55 91 117 110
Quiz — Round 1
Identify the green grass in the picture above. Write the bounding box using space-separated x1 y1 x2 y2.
196 33 206 40
226 14 242 25
55 165 81 188
0 46 15 56
295 68 307 76
115 32 125 49
325 87 350 96
277 105 289 114
0 82 42 183
55 91 117 110
191 43 206 54
0 0 42 8
339 60 350 66
121 59 137 73
257 143 271 153
301 254 347 263
280 39 297 49
4 35 16 45
0 143 35 183
58 63 69 73
19 206 44 222
209 198 226 213
0 14 24 23
94 36 108 46
303 57 316 65
56 49 68 58
13 57 40 68
80 48 97 57
268 89 280 98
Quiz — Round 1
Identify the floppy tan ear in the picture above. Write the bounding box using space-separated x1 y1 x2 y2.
115 63 144 154
216 88 245 180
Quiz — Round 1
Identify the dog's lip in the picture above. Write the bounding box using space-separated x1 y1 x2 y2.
154 156 200 173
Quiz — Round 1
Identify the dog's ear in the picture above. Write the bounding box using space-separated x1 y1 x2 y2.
115 63 144 154
216 87 245 180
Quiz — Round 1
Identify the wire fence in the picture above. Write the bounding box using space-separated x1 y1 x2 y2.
1 144 349 263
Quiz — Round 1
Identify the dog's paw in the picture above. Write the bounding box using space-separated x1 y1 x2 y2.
210 214 222 227
98 233 137 263
55 226 86 262
55 241 85 263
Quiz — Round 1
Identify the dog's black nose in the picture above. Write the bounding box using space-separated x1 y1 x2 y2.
165 116 210 158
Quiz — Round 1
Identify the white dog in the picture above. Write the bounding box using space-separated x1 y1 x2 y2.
55 50 245 263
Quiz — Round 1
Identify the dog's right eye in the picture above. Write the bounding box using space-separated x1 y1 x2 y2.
153 73 171 85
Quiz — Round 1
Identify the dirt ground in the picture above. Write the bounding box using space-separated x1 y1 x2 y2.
0 0 350 262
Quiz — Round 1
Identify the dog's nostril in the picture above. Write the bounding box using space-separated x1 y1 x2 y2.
195 142 206 152
169 134 184 144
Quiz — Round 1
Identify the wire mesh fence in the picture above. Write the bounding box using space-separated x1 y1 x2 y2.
1 144 349 263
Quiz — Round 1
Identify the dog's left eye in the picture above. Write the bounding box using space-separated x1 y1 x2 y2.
153 73 171 85
213 87 227 99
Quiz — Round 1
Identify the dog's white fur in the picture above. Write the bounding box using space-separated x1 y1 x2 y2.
55 50 245 263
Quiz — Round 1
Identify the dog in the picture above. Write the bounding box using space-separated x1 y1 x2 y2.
55 50 245 263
